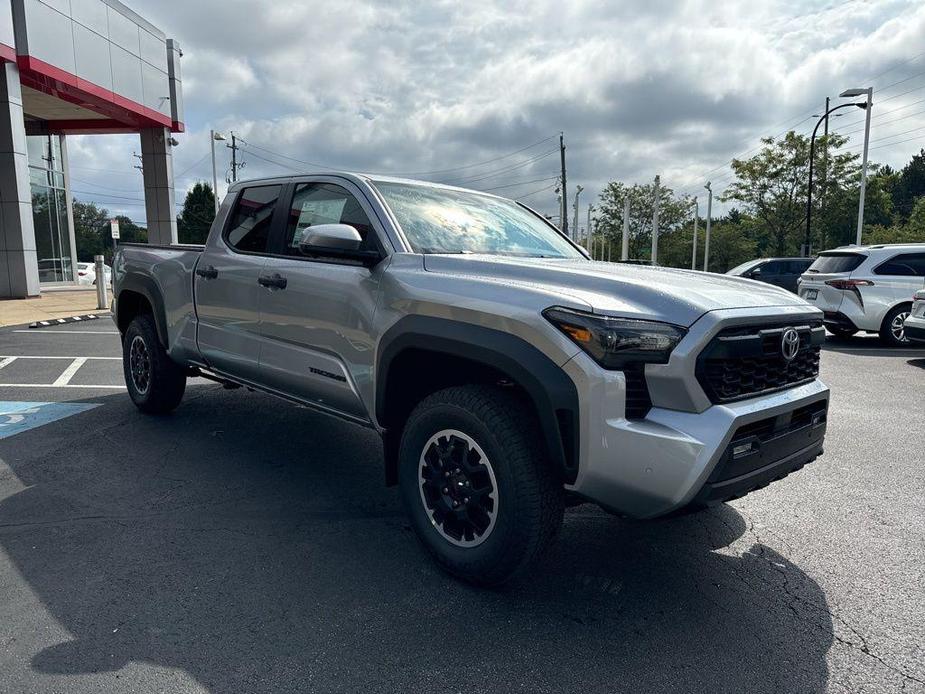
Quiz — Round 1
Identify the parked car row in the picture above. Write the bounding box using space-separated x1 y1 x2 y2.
728 244 925 346
77 261 112 286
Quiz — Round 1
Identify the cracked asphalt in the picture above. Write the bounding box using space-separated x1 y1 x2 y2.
0 319 923 693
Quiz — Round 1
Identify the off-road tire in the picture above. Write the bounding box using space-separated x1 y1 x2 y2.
398 385 564 587
123 314 186 414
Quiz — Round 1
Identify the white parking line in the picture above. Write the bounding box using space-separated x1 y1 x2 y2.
0 357 16 370
0 355 119 360
52 358 88 386
12 330 119 335
0 383 125 389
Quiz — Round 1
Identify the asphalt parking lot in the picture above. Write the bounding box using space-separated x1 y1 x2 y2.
0 319 923 694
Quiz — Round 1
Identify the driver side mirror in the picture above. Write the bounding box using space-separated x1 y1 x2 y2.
749 268 762 278
298 224 381 267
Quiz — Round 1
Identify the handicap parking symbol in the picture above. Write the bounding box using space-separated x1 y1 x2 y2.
0 401 100 440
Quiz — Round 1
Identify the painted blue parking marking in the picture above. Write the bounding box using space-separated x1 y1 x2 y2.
0 401 100 440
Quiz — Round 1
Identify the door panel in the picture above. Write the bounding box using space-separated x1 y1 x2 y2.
257 181 383 420
195 184 283 380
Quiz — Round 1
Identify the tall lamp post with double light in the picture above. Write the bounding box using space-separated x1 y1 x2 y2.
840 87 873 246
803 99 868 257
210 130 227 214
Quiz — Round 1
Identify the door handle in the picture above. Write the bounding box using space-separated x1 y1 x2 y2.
196 264 218 280
257 273 287 290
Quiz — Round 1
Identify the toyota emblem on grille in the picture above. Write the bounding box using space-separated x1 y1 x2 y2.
781 328 800 362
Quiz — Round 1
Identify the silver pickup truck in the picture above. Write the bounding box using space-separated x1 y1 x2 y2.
113 172 829 586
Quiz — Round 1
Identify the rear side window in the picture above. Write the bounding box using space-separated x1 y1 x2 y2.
806 253 865 274
874 253 925 277
225 185 282 253
785 260 812 273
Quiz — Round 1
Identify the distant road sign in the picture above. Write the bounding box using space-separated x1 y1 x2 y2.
110 219 120 239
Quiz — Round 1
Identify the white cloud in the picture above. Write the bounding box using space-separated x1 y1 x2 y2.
65 0 925 224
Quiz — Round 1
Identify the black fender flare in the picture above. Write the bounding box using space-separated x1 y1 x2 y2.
115 273 169 348
376 316 580 484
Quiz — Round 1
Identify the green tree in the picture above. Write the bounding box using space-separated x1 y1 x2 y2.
892 149 925 222
595 180 692 262
177 182 216 244
721 131 860 255
73 200 110 261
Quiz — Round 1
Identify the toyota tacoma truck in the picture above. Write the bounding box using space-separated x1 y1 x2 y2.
112 172 829 586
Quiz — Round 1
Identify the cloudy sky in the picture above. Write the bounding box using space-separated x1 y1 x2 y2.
65 0 925 229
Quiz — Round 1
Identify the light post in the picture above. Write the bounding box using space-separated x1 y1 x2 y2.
840 87 873 245
210 130 226 214
703 182 712 272
691 196 699 270
804 99 867 256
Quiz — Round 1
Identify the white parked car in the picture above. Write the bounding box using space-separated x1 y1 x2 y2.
904 289 925 344
797 244 925 346
76 261 112 286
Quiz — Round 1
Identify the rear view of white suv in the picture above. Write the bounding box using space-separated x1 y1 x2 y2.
798 244 925 346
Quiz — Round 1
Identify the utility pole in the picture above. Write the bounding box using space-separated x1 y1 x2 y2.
227 131 244 183
650 175 660 265
691 196 699 270
856 87 873 245
621 196 630 260
703 182 713 272
132 151 143 175
572 185 583 241
559 132 568 238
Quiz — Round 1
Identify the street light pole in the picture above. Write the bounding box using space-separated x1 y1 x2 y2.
691 196 699 270
804 100 868 256
703 182 712 272
210 130 226 214
651 175 660 265
572 185 583 241
856 88 873 245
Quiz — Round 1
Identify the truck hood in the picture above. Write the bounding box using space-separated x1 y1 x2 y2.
422 255 814 327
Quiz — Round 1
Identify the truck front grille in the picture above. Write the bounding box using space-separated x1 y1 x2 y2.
696 321 824 404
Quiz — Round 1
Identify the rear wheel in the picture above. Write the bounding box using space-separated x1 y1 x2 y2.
880 304 911 347
122 314 186 413
398 385 563 587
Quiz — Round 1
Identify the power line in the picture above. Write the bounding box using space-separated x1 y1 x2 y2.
437 149 559 185
480 175 559 192
514 183 558 200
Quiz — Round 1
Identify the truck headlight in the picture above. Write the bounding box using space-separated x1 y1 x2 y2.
543 307 687 369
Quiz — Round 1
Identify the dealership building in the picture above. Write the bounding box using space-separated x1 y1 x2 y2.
0 0 183 298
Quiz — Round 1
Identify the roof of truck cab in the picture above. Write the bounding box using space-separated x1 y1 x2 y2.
226 171 510 199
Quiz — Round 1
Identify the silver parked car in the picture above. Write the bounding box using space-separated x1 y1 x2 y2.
797 244 925 346
903 289 925 343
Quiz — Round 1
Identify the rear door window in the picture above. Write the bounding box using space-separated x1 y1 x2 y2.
873 253 925 277
224 185 283 253
806 253 865 274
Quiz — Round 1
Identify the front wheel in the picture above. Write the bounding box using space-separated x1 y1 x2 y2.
122 314 186 414
880 305 912 347
398 385 563 587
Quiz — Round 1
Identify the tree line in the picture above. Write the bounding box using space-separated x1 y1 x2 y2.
593 138 925 271
74 182 217 262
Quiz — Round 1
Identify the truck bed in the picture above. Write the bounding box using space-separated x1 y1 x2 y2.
114 242 204 364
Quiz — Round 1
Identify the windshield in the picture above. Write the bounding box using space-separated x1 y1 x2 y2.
372 181 584 258
806 252 865 274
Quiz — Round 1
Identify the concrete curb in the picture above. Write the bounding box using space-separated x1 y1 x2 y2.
28 313 110 329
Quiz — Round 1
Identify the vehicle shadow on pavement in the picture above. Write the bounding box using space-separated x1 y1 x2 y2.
0 386 833 694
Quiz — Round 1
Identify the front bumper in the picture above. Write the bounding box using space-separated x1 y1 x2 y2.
563 356 829 519
904 313 925 343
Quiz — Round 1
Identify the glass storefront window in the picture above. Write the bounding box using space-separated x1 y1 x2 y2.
28 133 73 283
